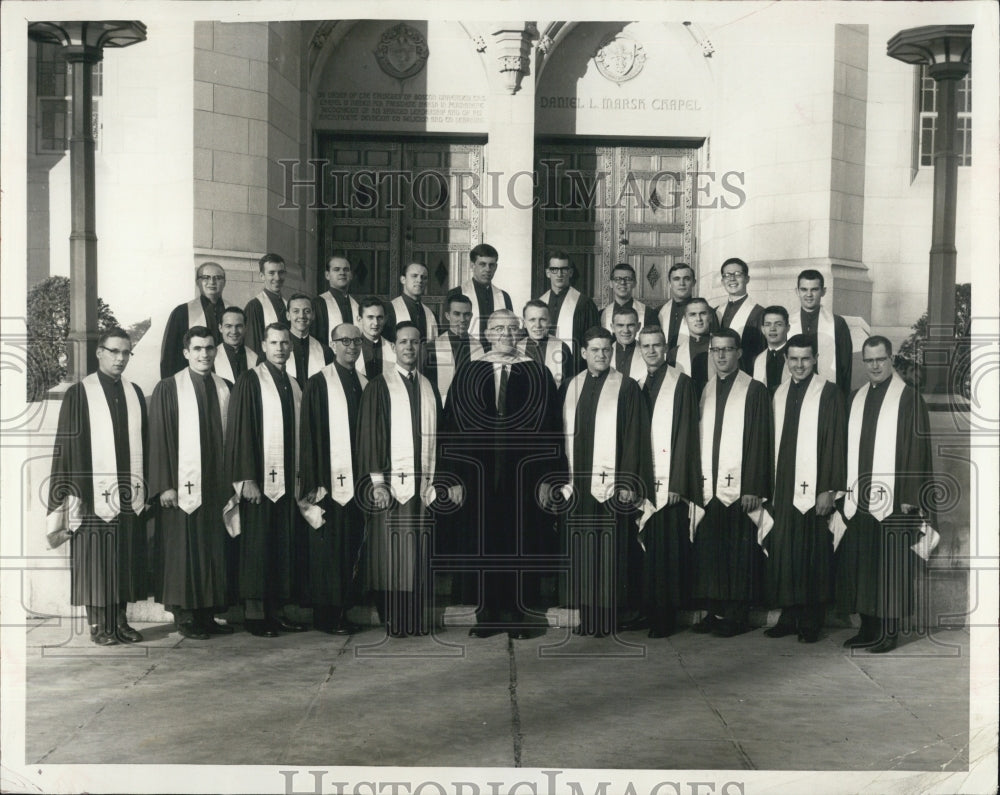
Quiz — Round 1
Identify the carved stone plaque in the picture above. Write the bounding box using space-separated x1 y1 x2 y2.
375 23 430 80
594 34 646 85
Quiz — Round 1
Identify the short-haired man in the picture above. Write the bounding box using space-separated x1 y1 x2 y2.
224 323 308 637
668 297 715 397
357 322 441 637
560 326 651 636
425 293 484 402
518 300 573 389
286 293 334 389
299 322 368 635
47 328 149 646
835 336 936 653
149 326 234 639
214 306 259 383
244 253 289 354
788 269 853 400
715 258 766 373
537 250 600 374
447 244 513 347
635 325 703 637
385 262 438 342
690 328 773 637
600 263 656 332
762 333 847 643
753 305 791 395
610 305 642 381
312 255 360 347
657 262 699 351
356 296 395 378
160 261 228 379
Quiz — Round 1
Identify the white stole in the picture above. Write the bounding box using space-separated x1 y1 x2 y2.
286 335 326 382
213 345 257 383
391 296 438 339
789 308 838 383
461 279 506 345
562 369 623 503
382 368 437 506
186 297 206 328
773 375 827 514
699 371 750 506
674 338 716 380
256 290 287 327
79 374 145 524
845 374 906 521
518 337 568 387
320 365 367 507
753 347 791 388
433 332 484 401
320 290 360 341
658 302 690 341
255 363 301 502
356 338 395 378
542 287 580 352
601 299 649 331
716 296 757 335
175 369 230 514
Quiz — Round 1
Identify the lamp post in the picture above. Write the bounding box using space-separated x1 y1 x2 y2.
28 21 147 382
887 25 972 396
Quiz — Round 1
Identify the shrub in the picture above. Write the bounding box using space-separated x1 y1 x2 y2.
894 283 971 398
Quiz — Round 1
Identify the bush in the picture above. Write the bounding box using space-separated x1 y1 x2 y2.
894 283 971 398
26 276 120 401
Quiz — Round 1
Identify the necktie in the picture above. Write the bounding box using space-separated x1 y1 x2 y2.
497 365 509 417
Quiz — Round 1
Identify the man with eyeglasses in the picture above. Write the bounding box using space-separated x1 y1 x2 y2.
385 262 438 343
286 293 334 390
537 250 600 374
47 328 150 646
518 300 574 389
425 293 484 404
668 297 715 398
834 336 936 654
600 263 656 332
753 305 792 395
312 255 360 350
299 323 368 635
148 326 234 640
787 268 853 401
447 244 513 347
160 261 228 378
762 333 846 644
714 258 765 374
690 328 772 638
657 262 701 351
442 310 564 640
356 296 395 378
244 253 290 354
559 326 651 637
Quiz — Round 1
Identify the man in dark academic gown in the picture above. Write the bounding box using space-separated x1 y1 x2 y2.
634 325 702 637
447 243 513 348
537 251 600 374
243 253 289 354
311 255 359 348
753 306 791 395
384 262 438 342
788 269 853 402
357 322 441 637
356 296 394 379
442 309 564 639
599 263 656 331
519 300 574 391
714 257 765 373
214 306 259 385
299 323 367 635
47 328 149 646
287 293 334 390
224 323 308 637
657 263 700 351
668 297 714 398
610 305 642 381
425 293 482 405
763 333 847 643
836 336 935 653
160 262 227 379
560 326 651 636
691 328 773 637
148 326 234 639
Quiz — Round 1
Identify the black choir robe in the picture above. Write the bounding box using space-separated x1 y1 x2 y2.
360 337 388 378
148 370 232 611
311 288 356 348
613 341 639 379
639 366 703 619
764 375 846 607
160 295 226 379
522 336 574 391
289 332 334 390
836 379 934 620
384 294 434 342
602 299 657 331
667 336 712 399
692 374 773 607
47 372 150 608
218 343 258 382
799 308 854 401
440 358 565 622
424 330 475 397
542 287 601 374
244 290 288 354
299 362 366 613
224 361 301 607
564 370 652 616
446 281 513 343
717 296 766 374
660 300 687 351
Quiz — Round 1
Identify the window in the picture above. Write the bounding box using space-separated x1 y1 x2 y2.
917 65 971 168
34 41 102 154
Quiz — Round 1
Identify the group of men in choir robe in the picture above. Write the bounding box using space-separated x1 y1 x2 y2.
47 243 935 653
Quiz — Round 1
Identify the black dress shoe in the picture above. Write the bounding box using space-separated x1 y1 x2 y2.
178 622 210 640
690 614 718 634
201 619 235 635
764 623 798 638
617 615 650 632
91 630 119 646
469 625 504 639
714 620 751 638
273 616 308 632
797 628 821 643
115 624 143 643
842 631 875 648
868 636 898 654
246 620 278 637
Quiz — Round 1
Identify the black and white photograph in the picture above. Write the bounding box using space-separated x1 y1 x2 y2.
1 1 997 793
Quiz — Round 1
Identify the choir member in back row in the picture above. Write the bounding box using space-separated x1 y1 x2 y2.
160 262 227 379
447 243 513 348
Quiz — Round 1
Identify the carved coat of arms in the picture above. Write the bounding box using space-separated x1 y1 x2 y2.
375 23 430 79
594 34 647 84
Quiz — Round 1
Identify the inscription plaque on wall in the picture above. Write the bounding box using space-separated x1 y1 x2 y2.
317 91 487 125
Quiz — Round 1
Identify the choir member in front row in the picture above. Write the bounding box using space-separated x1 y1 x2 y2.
634 326 703 638
357 322 441 637
690 328 772 638
835 336 936 653
762 334 846 643
148 326 234 639
560 327 651 637
47 328 149 646
160 261 228 379
299 323 368 635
